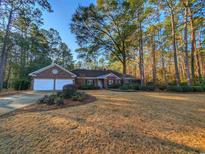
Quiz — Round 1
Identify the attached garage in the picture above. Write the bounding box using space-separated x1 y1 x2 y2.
29 63 76 91
33 79 54 91
55 79 74 90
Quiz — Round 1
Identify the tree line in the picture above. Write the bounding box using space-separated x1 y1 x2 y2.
71 0 205 86
0 0 74 90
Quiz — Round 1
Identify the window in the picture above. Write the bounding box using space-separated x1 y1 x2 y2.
86 79 94 85
108 80 114 85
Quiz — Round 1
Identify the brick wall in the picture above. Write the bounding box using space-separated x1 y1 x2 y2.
33 65 75 79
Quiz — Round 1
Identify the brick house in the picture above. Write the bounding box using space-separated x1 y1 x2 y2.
29 63 136 91
72 69 135 89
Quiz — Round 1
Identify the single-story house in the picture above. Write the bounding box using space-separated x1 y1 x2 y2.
29 63 136 91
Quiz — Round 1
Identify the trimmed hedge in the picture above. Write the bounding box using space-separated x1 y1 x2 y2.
108 84 121 89
79 85 100 90
181 86 193 92
119 84 129 90
167 85 205 92
119 84 155 91
118 84 205 92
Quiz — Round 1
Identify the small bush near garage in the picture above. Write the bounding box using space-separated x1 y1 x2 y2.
79 85 100 90
38 95 55 105
54 97 64 106
13 79 30 90
63 84 77 98
72 92 86 101
38 94 64 106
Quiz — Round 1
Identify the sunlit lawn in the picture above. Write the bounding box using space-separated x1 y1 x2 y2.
0 90 205 154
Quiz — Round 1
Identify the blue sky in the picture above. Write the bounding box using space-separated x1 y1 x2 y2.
42 0 95 60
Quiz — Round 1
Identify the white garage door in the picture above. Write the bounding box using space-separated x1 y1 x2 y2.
33 79 54 91
56 79 74 90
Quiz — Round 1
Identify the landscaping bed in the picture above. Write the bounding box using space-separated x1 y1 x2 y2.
0 93 96 118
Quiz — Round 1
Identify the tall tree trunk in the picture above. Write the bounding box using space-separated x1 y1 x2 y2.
171 12 180 86
198 31 205 76
122 56 127 75
184 7 191 85
122 55 127 84
139 21 145 86
151 35 156 84
161 49 167 84
0 9 13 90
188 6 197 82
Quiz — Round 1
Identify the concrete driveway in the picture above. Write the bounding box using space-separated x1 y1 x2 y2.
0 91 44 115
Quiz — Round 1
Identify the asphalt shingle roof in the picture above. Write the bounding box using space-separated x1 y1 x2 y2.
71 69 135 78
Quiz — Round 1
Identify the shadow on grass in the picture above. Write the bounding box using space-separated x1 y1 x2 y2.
108 128 201 153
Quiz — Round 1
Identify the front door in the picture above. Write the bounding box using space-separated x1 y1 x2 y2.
98 80 104 89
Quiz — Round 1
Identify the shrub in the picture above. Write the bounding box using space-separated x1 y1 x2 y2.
130 83 140 90
119 84 129 90
72 92 86 101
63 84 77 98
56 91 63 97
13 79 30 90
79 85 100 90
157 85 167 91
133 79 141 84
119 83 140 90
38 95 49 104
3 81 8 89
202 85 205 91
46 94 56 105
181 86 193 92
146 85 156 91
38 95 55 105
139 86 148 91
146 82 154 86
54 97 64 106
192 86 203 92
108 84 120 89
167 86 183 92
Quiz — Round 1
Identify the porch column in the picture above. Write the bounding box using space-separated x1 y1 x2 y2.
104 79 108 89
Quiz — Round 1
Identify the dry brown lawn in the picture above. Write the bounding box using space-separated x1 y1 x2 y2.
0 90 205 154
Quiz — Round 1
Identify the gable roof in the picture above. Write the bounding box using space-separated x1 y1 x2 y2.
71 69 135 79
97 73 120 79
29 63 77 77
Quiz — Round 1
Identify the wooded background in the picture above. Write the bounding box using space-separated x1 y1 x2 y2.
0 0 74 90
71 0 205 86
0 0 204 90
